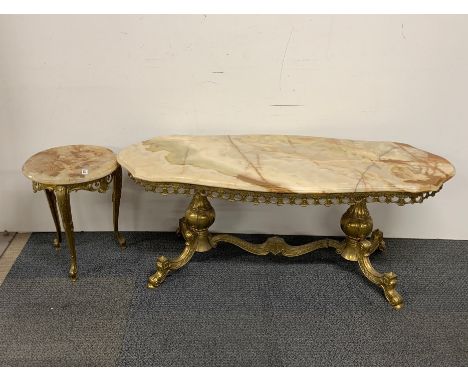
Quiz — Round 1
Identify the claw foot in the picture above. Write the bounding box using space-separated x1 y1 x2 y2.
147 256 170 288
382 272 404 310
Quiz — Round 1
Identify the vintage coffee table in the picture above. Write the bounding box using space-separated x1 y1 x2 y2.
23 145 126 280
118 135 455 309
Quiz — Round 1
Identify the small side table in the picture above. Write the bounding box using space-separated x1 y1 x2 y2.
22 145 126 280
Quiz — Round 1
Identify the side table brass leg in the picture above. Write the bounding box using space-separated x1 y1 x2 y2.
56 186 78 281
339 200 403 309
148 193 215 288
112 165 126 248
45 189 62 249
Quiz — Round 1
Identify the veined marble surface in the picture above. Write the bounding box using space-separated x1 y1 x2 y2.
22 145 117 185
118 135 455 194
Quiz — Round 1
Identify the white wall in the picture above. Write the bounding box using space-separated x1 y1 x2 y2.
0 15 466 239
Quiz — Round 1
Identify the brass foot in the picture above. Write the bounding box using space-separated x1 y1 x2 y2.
69 263 78 281
147 193 215 288
340 200 403 309
53 238 61 249
115 232 127 248
148 239 198 288
356 251 403 310
148 256 170 288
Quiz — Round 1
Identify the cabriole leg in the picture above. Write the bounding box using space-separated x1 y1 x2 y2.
56 186 78 281
147 192 215 288
339 200 403 309
112 165 126 248
45 189 62 249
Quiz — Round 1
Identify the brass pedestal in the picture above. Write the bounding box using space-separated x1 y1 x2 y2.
148 192 403 310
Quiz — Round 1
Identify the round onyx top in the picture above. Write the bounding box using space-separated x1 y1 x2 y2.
23 145 117 185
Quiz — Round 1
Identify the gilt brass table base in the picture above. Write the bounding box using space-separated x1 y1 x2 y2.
32 165 126 280
147 192 403 310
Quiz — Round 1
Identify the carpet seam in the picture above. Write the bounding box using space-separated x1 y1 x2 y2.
0 232 31 286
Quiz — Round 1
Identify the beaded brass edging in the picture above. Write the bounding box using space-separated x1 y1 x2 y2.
32 174 114 193
128 173 441 206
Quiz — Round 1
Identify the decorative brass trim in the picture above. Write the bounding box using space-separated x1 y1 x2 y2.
128 173 441 207
33 173 114 194
210 234 343 257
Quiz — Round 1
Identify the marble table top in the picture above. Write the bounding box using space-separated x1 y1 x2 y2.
23 145 118 185
117 135 455 195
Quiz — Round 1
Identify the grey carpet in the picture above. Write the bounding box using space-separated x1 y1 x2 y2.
0 232 467 366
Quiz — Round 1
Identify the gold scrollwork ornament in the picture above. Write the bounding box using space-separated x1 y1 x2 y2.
145 191 403 310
